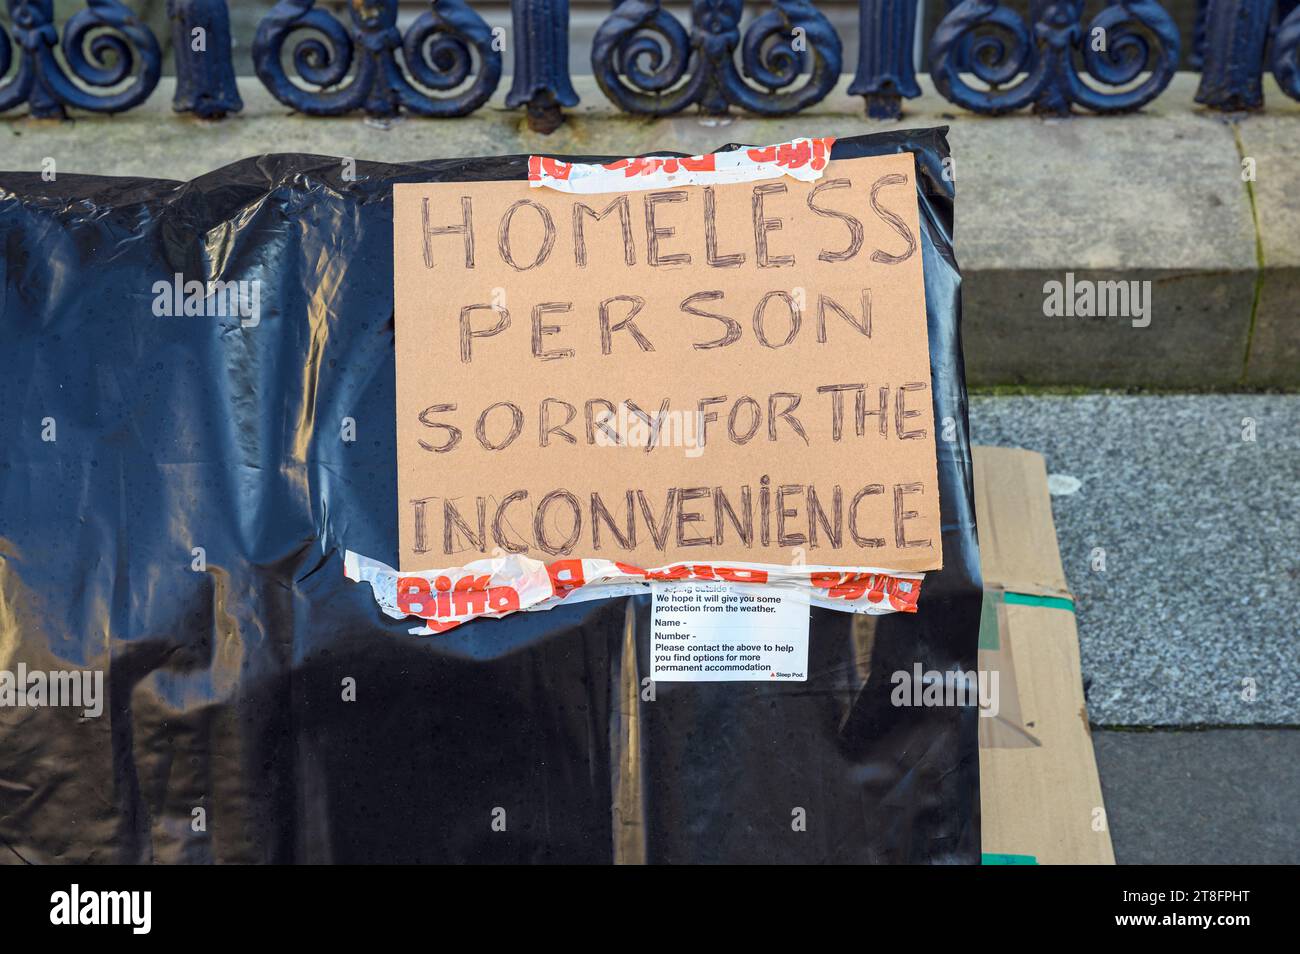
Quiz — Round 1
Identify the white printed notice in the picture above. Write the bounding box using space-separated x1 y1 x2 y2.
650 583 810 682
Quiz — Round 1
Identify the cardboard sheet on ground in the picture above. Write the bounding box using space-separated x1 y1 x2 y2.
973 446 1115 865
393 152 940 572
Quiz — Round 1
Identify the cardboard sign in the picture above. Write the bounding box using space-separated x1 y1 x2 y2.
392 152 941 572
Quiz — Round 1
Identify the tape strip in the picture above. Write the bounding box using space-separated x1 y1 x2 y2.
978 593 1001 650
527 137 836 194
345 550 924 636
982 852 1039 865
979 588 1074 652
1002 591 1076 613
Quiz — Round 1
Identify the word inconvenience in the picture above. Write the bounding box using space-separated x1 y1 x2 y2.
411 479 932 559
393 152 943 572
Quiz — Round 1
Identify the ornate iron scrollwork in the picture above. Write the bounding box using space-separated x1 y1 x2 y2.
1272 2 1300 103
591 0 842 117
252 0 502 118
929 0 1179 116
1 0 162 118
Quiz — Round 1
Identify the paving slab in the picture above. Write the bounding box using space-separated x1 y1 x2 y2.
1091 729 1300 864
971 394 1300 726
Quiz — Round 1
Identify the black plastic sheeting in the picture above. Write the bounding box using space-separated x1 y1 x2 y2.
0 129 980 864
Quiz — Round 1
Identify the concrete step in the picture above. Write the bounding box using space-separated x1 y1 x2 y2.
5 74 1296 387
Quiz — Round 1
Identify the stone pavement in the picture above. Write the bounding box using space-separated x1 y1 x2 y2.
1092 728 1300 863
971 393 1299 727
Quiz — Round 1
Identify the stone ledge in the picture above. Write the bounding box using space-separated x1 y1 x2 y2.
4 74 1297 388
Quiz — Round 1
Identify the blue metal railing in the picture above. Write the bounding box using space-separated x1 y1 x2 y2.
0 1 1297 129
1 0 160 117
250 0 501 117
591 0 842 117
930 0 1181 115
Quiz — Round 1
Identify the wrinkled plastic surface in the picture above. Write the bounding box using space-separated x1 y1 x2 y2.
0 129 980 864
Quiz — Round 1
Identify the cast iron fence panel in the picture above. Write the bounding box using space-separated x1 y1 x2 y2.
1 0 161 118
250 0 501 117
1276 2 1300 98
589 0 843 116
930 0 1181 116
1 0 1299 128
